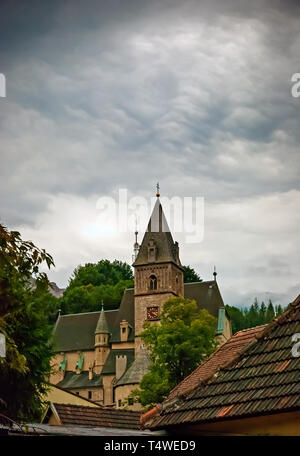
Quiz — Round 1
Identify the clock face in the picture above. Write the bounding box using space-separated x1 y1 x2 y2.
147 306 159 321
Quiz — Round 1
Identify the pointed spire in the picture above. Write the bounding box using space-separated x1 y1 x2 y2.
95 301 109 334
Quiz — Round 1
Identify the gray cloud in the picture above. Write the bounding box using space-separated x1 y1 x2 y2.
0 0 299 306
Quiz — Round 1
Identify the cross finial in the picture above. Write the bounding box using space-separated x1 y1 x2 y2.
213 266 217 281
156 182 160 197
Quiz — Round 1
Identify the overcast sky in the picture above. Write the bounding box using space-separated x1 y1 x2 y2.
1 0 300 307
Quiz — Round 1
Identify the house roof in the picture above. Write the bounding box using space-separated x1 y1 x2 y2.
48 403 141 430
168 324 267 400
147 295 300 430
141 324 265 427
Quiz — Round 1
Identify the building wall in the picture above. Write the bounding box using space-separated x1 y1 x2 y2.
134 292 175 352
43 385 101 407
174 410 300 436
50 350 96 384
114 384 144 411
69 387 103 404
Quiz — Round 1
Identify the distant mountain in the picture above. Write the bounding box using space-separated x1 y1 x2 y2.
49 282 65 298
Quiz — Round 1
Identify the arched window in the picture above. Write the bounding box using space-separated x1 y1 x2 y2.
149 274 157 290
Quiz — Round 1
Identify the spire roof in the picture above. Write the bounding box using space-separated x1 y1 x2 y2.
95 304 110 334
132 197 181 267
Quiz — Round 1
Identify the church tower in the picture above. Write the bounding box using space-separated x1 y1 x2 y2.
133 188 184 353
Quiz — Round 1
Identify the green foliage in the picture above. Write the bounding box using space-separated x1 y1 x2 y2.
182 265 202 283
134 297 217 407
60 260 134 313
226 298 285 333
0 223 55 422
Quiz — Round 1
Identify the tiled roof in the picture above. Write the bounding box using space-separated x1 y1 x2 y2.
141 324 265 427
148 295 300 430
52 309 118 351
51 403 141 429
168 324 266 400
56 371 102 389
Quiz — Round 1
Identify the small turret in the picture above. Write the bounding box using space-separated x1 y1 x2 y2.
94 301 110 374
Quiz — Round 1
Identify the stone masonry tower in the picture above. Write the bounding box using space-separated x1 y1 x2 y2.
133 190 184 353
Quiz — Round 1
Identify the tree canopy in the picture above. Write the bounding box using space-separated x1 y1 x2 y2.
132 297 217 407
59 259 134 313
0 223 56 422
226 298 284 334
182 265 202 283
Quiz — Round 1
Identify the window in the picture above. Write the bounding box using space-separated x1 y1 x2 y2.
149 274 157 290
88 391 92 399
128 398 134 406
122 327 126 333
118 400 122 407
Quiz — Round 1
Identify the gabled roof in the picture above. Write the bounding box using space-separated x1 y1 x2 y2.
133 198 181 268
141 325 265 427
45 403 141 430
168 324 266 401
184 281 225 319
148 295 300 430
52 310 118 351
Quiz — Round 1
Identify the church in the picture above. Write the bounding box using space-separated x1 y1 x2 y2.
50 191 231 410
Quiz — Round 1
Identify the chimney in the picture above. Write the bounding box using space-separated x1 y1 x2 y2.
116 355 127 380
89 367 93 381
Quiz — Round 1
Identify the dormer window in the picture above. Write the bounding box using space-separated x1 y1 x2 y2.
148 239 157 262
149 274 157 290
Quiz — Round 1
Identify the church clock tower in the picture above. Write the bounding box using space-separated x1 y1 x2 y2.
133 188 184 353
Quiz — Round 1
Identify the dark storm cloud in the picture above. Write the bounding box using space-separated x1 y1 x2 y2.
0 0 299 303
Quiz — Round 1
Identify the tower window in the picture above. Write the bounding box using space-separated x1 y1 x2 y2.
88 391 92 399
149 274 157 290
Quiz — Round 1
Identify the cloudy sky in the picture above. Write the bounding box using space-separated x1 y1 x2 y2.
1 0 300 307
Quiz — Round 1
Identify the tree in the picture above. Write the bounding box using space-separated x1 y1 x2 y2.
266 299 275 322
182 265 202 283
133 297 217 407
0 223 55 422
60 260 134 313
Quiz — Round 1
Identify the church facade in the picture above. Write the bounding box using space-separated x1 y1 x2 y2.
50 194 231 410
